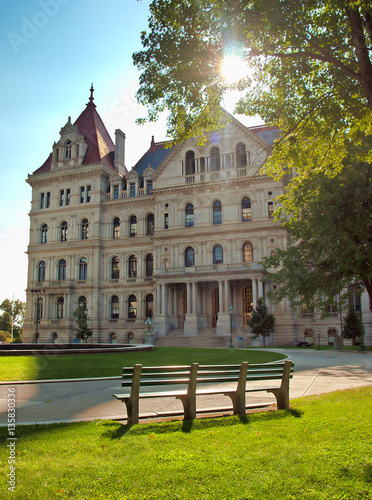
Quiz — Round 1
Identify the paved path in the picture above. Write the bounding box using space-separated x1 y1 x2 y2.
0 349 371 425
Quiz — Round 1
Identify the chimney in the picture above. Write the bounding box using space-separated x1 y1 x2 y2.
114 129 126 176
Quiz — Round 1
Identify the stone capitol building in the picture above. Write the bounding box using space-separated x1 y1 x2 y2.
22 87 371 347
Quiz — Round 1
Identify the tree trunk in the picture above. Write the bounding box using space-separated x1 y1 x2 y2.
346 5 372 111
363 278 372 312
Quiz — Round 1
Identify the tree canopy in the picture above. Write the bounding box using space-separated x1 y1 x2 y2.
246 297 276 347
134 0 372 170
134 0 372 315
263 139 372 312
73 306 93 342
0 299 25 342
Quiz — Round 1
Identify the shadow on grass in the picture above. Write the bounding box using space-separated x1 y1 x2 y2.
103 408 303 439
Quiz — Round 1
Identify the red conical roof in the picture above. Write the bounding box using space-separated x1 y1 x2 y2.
33 85 115 174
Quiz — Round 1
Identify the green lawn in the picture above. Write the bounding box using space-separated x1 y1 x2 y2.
1 386 371 499
0 347 285 382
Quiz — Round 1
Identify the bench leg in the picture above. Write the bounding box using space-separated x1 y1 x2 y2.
229 361 248 415
268 360 292 410
122 397 139 426
268 388 288 410
177 362 199 421
177 394 196 421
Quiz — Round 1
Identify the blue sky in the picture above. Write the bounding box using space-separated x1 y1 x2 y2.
0 0 261 304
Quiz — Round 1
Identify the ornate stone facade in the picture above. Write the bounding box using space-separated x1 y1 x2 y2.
23 90 371 346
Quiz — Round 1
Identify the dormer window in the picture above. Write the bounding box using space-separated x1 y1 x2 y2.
65 140 72 160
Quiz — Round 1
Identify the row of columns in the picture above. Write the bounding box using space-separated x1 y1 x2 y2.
156 278 265 317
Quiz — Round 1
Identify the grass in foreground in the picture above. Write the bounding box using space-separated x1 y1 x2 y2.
1 386 371 499
0 347 285 382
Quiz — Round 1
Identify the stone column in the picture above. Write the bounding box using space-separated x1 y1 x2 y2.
224 280 231 310
252 279 257 307
258 280 264 301
186 282 192 314
156 284 161 315
173 287 178 317
193 283 198 315
162 283 168 315
218 280 224 313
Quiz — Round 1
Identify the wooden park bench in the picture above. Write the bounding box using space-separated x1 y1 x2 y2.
113 360 294 425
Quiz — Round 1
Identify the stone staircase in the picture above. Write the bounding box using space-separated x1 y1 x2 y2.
154 328 248 348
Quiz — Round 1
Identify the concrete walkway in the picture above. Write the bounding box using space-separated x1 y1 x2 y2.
0 349 371 426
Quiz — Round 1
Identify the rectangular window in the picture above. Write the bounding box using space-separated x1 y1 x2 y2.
66 188 70 205
55 148 59 161
113 185 119 199
86 185 91 202
164 213 169 229
130 183 136 197
76 144 79 158
147 181 153 195
46 192 51 208
40 193 45 209
268 202 274 219
80 186 85 203
60 190 64 206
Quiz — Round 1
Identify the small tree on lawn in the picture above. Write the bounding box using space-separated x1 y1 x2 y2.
73 305 93 343
247 297 276 347
343 307 363 345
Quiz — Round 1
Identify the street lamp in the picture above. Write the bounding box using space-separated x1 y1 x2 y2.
30 289 45 344
317 330 321 350
229 306 234 349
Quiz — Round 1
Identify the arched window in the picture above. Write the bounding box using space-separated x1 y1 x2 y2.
210 146 220 171
78 295 87 311
81 219 89 240
146 214 154 236
111 295 119 319
129 215 137 237
185 204 194 227
128 255 137 278
213 201 222 224
38 260 46 282
60 221 68 242
236 142 247 168
146 294 153 318
64 140 72 160
79 257 87 280
111 256 120 280
185 247 195 267
58 259 66 281
213 245 223 265
57 297 64 319
243 242 253 262
185 150 195 175
128 294 137 318
145 254 154 277
242 198 252 221
41 224 48 244
113 217 120 239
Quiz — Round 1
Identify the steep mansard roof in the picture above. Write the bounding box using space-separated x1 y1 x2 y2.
133 125 280 176
33 88 115 174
